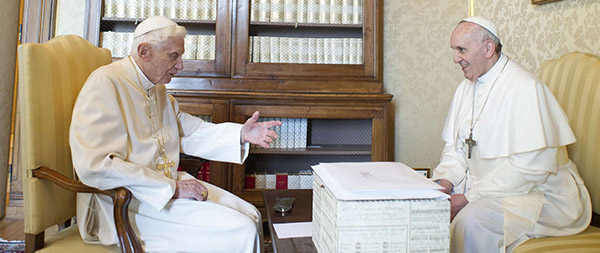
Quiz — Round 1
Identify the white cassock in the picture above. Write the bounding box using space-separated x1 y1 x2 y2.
69 57 263 252
432 54 592 253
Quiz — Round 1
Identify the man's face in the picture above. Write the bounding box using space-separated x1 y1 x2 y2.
144 36 185 84
450 23 489 82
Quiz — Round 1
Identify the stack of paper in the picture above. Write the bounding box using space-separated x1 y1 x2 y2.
312 162 450 252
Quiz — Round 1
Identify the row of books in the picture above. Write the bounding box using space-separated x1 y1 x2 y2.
254 118 308 149
177 160 211 182
250 0 363 25
104 0 217 21
101 32 216 60
245 171 313 189
250 36 363 64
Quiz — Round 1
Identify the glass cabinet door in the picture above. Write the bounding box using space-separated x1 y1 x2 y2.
233 0 380 82
85 0 232 77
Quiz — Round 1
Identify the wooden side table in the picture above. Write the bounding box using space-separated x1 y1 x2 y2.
263 190 317 253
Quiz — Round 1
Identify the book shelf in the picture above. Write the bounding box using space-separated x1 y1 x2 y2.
77 0 391 213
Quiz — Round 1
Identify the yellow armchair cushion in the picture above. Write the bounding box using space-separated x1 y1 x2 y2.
513 226 600 253
39 226 120 253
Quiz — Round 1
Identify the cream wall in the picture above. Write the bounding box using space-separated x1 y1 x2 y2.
385 0 600 169
477 0 600 73
383 1 466 168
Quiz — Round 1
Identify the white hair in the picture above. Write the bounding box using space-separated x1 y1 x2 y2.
130 25 187 55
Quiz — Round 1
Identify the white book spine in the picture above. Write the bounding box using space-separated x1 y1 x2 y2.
259 36 271 63
250 0 259 22
284 0 297 23
114 0 126 18
195 35 205 60
145 0 156 17
348 37 357 64
279 37 290 63
265 173 276 189
342 37 350 64
137 0 148 18
307 38 317 64
300 118 307 148
198 0 209 20
210 0 217 20
182 0 198 19
352 0 362 25
323 38 332 64
356 38 363 64
270 0 284 22
167 0 179 19
341 0 352 24
288 37 300 63
294 118 302 148
125 0 138 18
329 0 342 24
333 38 343 64
101 31 115 53
156 0 168 16
269 37 280 63
209 35 216 60
255 172 266 189
298 37 309 64
318 0 330 24
183 35 198 60
251 36 261 62
288 173 301 189
307 0 319 23
316 38 325 64
287 117 295 148
297 0 308 23
104 0 115 18
279 118 288 148
258 0 271 22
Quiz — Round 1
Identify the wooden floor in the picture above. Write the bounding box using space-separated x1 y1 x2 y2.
0 199 25 241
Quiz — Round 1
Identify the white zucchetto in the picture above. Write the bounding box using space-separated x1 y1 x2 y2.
134 16 178 38
461 16 500 42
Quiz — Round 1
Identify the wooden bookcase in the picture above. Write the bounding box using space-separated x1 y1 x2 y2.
80 0 392 211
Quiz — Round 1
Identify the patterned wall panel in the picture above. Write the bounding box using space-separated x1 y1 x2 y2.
383 0 465 167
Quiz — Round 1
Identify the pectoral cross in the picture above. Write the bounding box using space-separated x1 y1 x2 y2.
465 131 477 159
157 151 175 179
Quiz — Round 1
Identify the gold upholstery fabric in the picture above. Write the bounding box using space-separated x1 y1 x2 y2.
39 226 119 253
514 52 600 251
17 35 112 247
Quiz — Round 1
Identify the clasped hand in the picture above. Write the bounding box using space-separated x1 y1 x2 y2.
173 179 209 201
436 179 468 220
241 111 282 148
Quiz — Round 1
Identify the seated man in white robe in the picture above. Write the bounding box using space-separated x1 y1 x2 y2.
69 16 281 252
431 16 592 252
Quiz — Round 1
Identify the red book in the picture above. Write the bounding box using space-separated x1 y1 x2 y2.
276 173 288 189
202 161 211 182
245 174 256 189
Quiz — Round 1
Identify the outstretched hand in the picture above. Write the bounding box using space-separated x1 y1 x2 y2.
241 111 282 148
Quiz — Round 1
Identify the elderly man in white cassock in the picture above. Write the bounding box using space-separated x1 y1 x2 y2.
69 16 281 252
431 16 592 252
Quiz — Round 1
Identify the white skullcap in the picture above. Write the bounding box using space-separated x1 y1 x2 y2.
461 16 500 41
134 16 178 38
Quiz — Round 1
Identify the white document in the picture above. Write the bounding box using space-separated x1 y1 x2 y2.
273 222 313 239
312 162 448 200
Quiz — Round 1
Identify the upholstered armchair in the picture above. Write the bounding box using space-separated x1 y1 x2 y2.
18 35 142 252
513 52 600 252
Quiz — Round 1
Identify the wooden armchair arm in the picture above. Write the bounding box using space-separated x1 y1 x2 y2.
33 166 143 253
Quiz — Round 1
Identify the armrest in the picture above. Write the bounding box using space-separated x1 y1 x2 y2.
33 166 143 253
